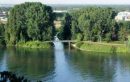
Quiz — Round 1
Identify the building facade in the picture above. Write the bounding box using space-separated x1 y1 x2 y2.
115 11 130 22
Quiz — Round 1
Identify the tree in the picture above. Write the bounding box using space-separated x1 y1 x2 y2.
0 24 5 36
0 24 5 46
5 2 55 45
59 13 72 40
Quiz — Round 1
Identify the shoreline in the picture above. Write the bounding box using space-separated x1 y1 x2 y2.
4 40 130 53
71 42 130 53
16 41 51 49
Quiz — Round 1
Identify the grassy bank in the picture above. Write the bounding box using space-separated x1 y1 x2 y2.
16 41 51 49
74 42 129 53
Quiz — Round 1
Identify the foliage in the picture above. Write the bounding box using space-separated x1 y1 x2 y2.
118 21 130 41
77 33 83 41
0 24 5 46
2 5 130 48
60 7 130 42
58 13 72 40
17 41 51 48
0 24 5 36
5 2 55 45
70 7 119 41
105 33 111 42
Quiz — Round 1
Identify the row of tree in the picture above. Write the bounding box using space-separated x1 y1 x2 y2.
60 7 130 42
1 4 130 46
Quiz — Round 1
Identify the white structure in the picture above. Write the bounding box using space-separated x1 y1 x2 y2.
115 11 130 22
53 10 68 13
0 17 7 22
0 12 7 23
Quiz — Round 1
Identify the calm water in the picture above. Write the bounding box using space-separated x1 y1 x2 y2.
0 43 130 82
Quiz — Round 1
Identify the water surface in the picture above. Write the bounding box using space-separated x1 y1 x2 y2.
0 46 130 82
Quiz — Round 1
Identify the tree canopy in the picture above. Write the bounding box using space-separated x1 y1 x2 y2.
5 2 55 45
0 24 5 46
60 7 130 42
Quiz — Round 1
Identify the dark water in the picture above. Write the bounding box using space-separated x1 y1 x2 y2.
0 46 130 82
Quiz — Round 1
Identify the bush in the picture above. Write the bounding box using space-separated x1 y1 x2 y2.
105 33 111 42
17 41 51 48
76 42 83 48
0 39 5 46
76 33 83 41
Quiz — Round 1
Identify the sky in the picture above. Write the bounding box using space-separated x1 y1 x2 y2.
0 0 130 4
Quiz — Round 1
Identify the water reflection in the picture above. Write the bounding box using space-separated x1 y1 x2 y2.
0 49 8 71
52 40 82 82
0 47 130 82
0 47 54 80
68 50 130 82
54 41 71 82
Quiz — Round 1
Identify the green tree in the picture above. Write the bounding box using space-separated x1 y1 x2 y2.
5 2 55 45
0 24 5 46
59 13 72 40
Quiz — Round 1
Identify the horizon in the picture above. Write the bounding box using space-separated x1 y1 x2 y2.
0 3 130 6
0 0 130 5
0 3 130 8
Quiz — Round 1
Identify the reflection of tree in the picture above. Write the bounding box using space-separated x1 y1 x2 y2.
119 54 130 72
69 50 117 82
0 48 6 71
0 48 5 61
6 47 54 79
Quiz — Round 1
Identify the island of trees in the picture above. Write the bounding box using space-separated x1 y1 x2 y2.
0 2 130 52
0 2 55 48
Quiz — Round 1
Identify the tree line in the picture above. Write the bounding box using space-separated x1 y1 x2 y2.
1 3 130 47
60 7 130 42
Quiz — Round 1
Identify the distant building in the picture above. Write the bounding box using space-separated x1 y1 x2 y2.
115 11 130 22
53 10 68 13
0 11 7 23
0 17 7 22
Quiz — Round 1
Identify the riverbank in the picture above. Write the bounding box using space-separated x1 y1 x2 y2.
16 41 51 49
72 41 130 53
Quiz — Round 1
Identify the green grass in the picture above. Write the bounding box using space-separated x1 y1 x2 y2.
75 42 129 53
16 41 51 49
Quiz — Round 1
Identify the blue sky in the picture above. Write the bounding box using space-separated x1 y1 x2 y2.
0 0 130 4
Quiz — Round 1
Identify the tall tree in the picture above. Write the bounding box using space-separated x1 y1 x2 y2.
5 2 55 45
0 24 5 46
59 13 72 40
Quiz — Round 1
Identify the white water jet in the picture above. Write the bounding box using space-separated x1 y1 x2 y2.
53 36 63 50
52 36 80 82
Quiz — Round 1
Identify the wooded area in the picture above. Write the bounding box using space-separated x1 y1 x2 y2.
0 3 130 47
59 7 130 42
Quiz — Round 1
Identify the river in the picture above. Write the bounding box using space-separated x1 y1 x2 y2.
0 41 130 82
